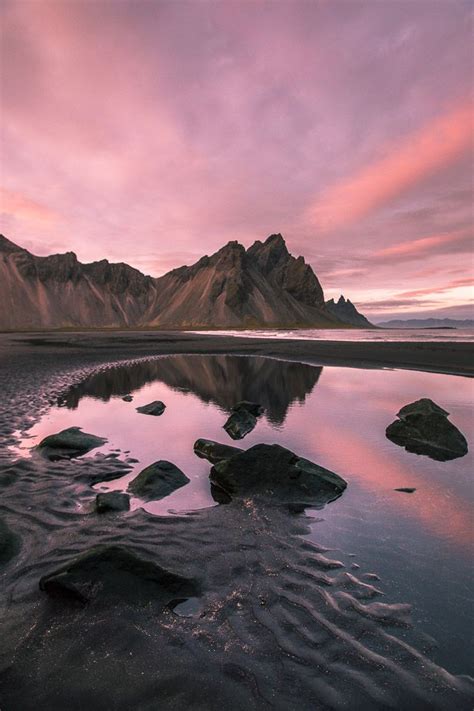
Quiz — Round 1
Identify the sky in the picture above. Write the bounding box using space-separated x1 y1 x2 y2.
0 0 473 321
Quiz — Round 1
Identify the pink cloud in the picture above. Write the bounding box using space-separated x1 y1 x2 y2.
0 188 59 223
308 102 473 230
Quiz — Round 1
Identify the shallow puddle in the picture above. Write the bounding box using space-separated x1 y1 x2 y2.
13 354 474 676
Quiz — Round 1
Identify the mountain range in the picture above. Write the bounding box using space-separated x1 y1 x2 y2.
0 233 371 330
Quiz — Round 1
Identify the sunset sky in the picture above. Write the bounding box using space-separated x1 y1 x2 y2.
1 0 473 321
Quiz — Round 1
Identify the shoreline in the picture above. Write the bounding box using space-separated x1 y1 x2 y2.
1 331 473 376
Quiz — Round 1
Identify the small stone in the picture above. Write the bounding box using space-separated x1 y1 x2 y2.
128 460 189 501
37 427 107 460
122 395 133 402
394 487 416 493
136 400 166 416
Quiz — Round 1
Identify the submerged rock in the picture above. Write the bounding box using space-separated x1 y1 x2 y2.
223 401 264 440
128 460 189 500
136 400 166 416
95 492 130 513
39 544 199 605
210 443 347 507
394 487 416 494
37 427 107 460
386 398 468 461
122 394 133 402
0 518 21 566
194 438 242 464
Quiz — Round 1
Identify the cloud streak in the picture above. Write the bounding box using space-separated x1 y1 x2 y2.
308 102 473 230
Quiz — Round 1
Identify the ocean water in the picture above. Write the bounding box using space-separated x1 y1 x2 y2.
190 327 474 342
13 354 474 681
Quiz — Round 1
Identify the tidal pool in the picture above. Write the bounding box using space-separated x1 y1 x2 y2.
15 354 474 677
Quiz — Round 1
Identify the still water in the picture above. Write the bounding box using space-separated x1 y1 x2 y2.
15 355 474 676
192 327 474 342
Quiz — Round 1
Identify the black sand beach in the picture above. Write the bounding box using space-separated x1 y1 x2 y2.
0 332 473 710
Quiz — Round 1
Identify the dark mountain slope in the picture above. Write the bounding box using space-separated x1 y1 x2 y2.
0 233 367 330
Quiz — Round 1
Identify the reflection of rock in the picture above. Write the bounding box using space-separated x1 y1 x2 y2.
386 398 468 461
60 355 322 425
0 518 21 566
39 545 199 605
128 461 189 500
95 492 130 513
210 443 347 508
38 427 106 460
194 439 242 464
223 401 264 440
136 400 165 416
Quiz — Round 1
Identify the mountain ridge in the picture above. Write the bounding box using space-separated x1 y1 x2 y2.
0 233 371 330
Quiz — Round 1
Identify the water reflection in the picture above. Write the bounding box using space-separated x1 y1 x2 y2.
13 355 474 678
60 355 322 426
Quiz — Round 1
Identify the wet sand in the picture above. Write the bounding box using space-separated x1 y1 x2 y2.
0 332 473 710
2 329 474 375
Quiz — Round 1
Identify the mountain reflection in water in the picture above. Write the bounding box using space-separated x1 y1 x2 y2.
61 355 322 426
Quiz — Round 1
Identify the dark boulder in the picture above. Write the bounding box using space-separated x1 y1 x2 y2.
122 394 133 402
136 400 166 416
210 443 347 507
37 427 107 460
386 398 468 461
128 460 189 500
0 518 21 566
223 401 264 440
39 545 199 605
194 438 242 464
394 488 416 493
95 492 130 513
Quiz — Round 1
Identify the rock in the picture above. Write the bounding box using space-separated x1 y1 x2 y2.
0 518 21 566
122 394 133 402
37 427 107 460
210 443 347 507
394 487 416 493
193 438 242 464
386 398 468 461
95 492 130 513
223 400 265 440
136 400 166 416
128 461 189 500
223 409 257 440
39 544 199 605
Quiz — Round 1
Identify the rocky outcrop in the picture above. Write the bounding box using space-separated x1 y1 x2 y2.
127 460 190 500
325 295 373 327
0 233 357 329
39 545 199 605
194 439 242 464
386 398 468 461
37 427 106 460
209 443 347 507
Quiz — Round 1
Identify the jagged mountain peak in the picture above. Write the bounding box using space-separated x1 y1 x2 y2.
0 232 372 329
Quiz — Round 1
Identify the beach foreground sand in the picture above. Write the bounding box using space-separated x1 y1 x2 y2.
0 332 473 710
